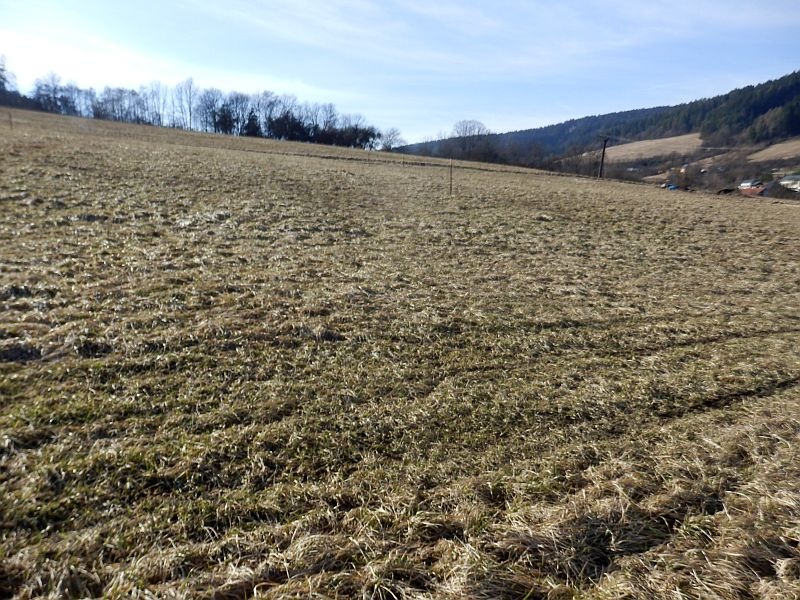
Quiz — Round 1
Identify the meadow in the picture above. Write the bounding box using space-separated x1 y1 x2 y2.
1 109 799 599
747 137 800 163
602 133 703 163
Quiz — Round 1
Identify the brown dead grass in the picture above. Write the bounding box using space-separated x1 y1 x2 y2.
748 137 800 162
604 134 703 162
1 108 799 599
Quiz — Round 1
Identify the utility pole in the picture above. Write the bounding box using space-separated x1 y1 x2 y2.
597 137 609 179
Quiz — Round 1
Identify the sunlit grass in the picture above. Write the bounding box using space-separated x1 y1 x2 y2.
1 109 799 598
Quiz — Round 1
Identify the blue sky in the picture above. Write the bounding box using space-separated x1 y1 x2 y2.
1 0 799 142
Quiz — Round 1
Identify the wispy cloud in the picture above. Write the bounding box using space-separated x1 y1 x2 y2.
189 0 616 80
0 29 183 91
394 0 503 35
1 0 797 141
198 0 393 54
598 0 800 31
0 25 341 101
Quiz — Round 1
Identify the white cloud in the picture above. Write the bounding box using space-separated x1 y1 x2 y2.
11 0 785 94
0 25 346 100
394 0 502 35
1 0 797 143
598 0 800 30
0 29 183 92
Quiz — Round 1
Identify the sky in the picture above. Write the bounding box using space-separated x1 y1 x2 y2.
1 0 799 143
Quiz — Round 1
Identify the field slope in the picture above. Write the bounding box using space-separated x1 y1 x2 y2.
1 110 799 599
748 136 800 162
604 133 704 162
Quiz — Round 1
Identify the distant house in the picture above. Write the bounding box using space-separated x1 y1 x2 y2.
738 179 766 197
738 179 763 190
779 175 800 192
757 181 800 199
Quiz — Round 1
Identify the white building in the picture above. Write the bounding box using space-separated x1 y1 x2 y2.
779 175 800 192
738 179 763 190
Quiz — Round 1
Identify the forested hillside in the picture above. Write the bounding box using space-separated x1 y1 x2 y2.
405 70 800 165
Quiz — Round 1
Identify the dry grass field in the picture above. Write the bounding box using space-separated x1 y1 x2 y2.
748 137 800 163
1 109 800 599
604 134 703 163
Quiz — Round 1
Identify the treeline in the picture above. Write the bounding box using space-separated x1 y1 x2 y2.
0 60 392 150
404 70 800 167
399 121 540 167
403 108 682 168
571 70 800 147
699 73 800 145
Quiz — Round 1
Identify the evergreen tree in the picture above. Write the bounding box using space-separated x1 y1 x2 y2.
242 109 262 137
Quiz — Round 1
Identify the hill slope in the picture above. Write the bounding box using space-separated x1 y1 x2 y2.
748 136 800 162
602 133 703 163
404 70 800 165
2 110 800 599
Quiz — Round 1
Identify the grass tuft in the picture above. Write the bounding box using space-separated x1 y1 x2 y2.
1 108 799 598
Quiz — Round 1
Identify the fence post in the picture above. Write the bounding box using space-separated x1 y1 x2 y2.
449 158 453 195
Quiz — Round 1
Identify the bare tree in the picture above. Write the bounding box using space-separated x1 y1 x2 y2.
275 94 298 118
452 119 490 138
251 90 278 128
92 87 147 122
316 103 339 144
33 72 63 112
58 83 83 116
451 119 492 159
226 91 251 135
172 78 197 129
301 102 324 140
184 78 197 129
11 66 396 151
318 103 336 129
380 128 405 151
141 82 168 126
195 87 224 132
337 113 379 149
139 85 155 124
73 86 96 118
339 113 365 130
